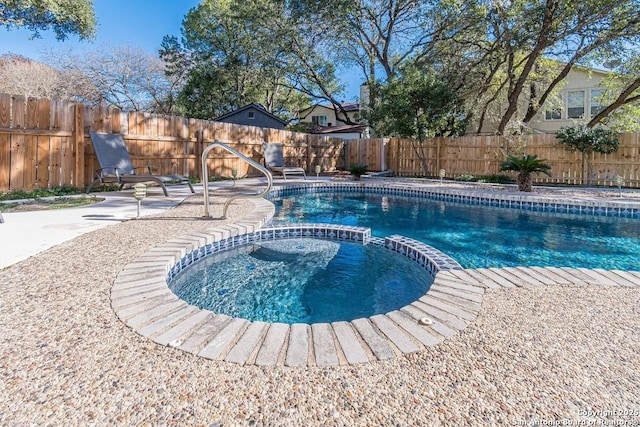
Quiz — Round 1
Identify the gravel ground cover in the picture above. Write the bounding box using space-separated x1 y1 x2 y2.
0 191 639 426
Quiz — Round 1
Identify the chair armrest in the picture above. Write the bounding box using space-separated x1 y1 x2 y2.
95 167 122 178
132 166 153 175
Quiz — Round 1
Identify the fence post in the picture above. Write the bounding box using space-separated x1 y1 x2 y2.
73 103 85 189
306 136 312 172
436 138 441 174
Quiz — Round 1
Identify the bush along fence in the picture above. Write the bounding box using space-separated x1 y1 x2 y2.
0 93 346 192
1 92 639 192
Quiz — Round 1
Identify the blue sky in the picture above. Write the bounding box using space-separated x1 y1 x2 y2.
0 0 361 100
1 1 199 59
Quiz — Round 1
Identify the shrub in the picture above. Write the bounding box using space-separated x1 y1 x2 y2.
500 154 551 192
555 125 620 154
0 185 83 201
455 174 476 182
477 174 515 184
349 163 368 177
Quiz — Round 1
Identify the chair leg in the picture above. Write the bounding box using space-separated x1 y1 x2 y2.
85 179 97 194
187 181 195 193
158 182 169 196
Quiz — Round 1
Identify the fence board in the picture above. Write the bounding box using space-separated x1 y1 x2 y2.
0 133 10 191
36 135 51 188
24 102 38 188
10 135 25 190
49 136 62 187
26 98 38 129
0 93 10 127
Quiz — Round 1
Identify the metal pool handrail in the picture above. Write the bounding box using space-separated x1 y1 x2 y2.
201 141 273 219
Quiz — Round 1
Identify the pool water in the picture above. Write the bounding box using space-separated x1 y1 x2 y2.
272 192 640 270
169 238 433 323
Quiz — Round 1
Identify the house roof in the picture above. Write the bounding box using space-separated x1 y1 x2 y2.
214 103 287 125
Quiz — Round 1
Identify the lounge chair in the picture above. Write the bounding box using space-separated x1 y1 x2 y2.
262 142 306 180
86 132 195 196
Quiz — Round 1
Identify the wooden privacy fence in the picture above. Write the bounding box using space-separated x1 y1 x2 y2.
2 92 639 192
0 93 346 192
359 133 639 187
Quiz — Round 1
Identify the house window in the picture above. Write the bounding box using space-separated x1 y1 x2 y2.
311 115 327 126
544 93 563 120
590 89 606 117
248 111 255 119
567 90 585 119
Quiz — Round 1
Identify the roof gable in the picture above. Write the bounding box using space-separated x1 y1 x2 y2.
214 103 287 125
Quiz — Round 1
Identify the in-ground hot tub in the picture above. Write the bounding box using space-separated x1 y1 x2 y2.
167 231 442 324
111 223 475 367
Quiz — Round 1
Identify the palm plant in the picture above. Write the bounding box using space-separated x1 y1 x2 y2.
500 154 551 192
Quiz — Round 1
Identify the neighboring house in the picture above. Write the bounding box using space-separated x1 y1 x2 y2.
214 103 287 130
473 65 616 134
534 66 610 133
298 88 371 138
298 101 362 127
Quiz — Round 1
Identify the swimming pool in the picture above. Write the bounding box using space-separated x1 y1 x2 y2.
271 191 640 270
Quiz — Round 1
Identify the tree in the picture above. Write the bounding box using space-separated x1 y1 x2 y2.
161 0 314 120
290 0 473 120
555 125 620 185
47 45 180 113
0 0 96 40
452 0 640 134
365 63 467 174
0 53 66 99
0 53 96 102
500 154 551 192
587 57 640 131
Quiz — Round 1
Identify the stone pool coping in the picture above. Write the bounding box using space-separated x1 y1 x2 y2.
110 182 640 367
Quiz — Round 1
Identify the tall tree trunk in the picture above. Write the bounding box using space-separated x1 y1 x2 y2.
496 1 557 134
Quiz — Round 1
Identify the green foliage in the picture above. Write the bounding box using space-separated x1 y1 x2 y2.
455 174 476 182
606 103 640 133
454 174 515 183
500 155 552 176
429 0 640 134
0 196 102 212
500 154 551 191
161 0 329 120
0 0 96 40
555 125 620 154
480 174 516 184
365 64 467 141
0 185 82 201
348 163 368 177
